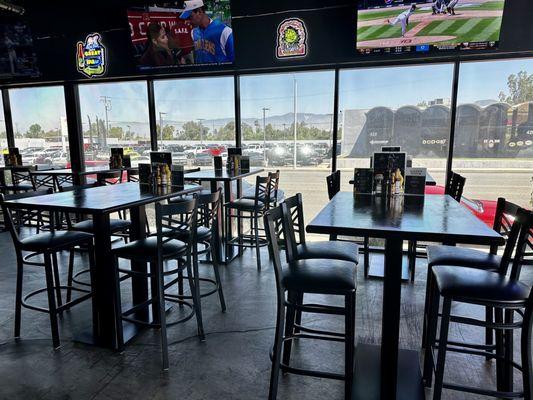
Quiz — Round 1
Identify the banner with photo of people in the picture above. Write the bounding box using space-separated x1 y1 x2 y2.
127 0 234 69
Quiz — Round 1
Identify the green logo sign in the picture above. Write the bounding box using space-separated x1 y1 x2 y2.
76 33 107 78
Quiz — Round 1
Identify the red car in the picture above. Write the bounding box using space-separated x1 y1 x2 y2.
425 185 497 228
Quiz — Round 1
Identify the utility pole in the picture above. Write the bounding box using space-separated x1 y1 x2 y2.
99 96 111 148
262 107 269 164
87 115 93 147
197 118 205 144
159 112 167 145
293 77 298 169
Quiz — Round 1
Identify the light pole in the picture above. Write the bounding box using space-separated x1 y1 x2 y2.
100 96 111 148
293 77 298 169
197 118 205 144
159 112 167 147
262 107 269 164
126 125 131 141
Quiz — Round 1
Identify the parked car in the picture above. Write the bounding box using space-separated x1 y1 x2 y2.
425 185 497 227
184 144 208 156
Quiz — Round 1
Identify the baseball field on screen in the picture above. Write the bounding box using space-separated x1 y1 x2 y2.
357 0 505 49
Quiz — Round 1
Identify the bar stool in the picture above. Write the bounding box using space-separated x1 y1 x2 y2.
423 208 533 400
408 171 466 281
224 174 272 270
326 171 370 274
112 196 204 369
172 189 226 312
422 198 521 354
0 193 95 349
243 170 281 208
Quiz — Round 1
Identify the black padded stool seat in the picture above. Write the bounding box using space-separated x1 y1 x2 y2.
297 241 359 265
72 218 131 233
20 231 93 252
427 245 501 270
433 265 530 304
225 198 264 211
282 258 356 295
160 226 211 241
112 237 187 261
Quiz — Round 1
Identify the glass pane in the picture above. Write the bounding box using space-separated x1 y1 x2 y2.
338 63 455 189
240 71 335 227
154 76 235 167
78 81 151 168
10 86 67 168
453 58 533 209
0 95 6 166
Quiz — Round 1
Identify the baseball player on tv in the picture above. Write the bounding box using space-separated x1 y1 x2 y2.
180 0 234 64
386 3 416 37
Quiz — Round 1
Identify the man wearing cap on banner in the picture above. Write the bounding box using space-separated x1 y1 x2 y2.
180 0 234 64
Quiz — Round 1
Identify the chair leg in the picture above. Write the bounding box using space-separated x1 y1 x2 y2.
211 238 226 312
422 264 434 349
155 259 169 370
150 262 161 326
66 249 75 303
432 298 452 400
14 255 24 339
253 213 261 271
423 274 440 387
269 296 286 400
282 291 298 369
345 291 356 399
177 266 184 307
408 241 416 283
187 254 205 341
503 309 514 392
485 306 494 361
44 253 60 349
293 292 304 335
521 307 533 400
363 236 370 278
495 307 505 391
113 256 124 352
51 252 63 314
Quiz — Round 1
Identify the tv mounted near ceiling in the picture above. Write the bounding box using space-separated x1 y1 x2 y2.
356 0 506 55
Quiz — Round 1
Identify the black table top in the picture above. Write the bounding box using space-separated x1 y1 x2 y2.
307 192 504 246
2 182 201 214
184 168 264 182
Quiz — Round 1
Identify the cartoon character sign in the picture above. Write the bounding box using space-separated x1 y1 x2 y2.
276 18 308 59
76 33 107 78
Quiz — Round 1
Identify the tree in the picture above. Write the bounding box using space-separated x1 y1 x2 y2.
162 125 175 140
216 121 236 140
180 121 208 140
108 126 124 139
498 70 533 105
26 123 43 138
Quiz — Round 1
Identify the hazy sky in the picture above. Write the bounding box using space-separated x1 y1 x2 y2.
5 57 533 134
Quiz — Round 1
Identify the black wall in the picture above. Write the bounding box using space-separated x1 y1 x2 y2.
1 0 532 86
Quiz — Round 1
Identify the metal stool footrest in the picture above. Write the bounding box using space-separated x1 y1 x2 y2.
168 275 220 299
22 285 91 313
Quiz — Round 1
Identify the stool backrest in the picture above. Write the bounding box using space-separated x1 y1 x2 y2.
268 170 280 207
264 205 292 300
282 193 306 250
254 175 272 209
507 209 533 281
198 188 221 232
445 171 465 202
126 168 139 182
11 166 36 190
155 195 198 258
326 170 341 200
491 197 521 254
0 188 53 246
97 170 123 185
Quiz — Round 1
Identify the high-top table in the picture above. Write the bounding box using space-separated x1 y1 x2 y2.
306 193 504 400
3 182 202 349
184 168 264 263
30 166 139 189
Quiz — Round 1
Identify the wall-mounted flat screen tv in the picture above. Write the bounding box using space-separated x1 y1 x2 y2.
356 0 506 55
127 0 234 70
0 20 39 78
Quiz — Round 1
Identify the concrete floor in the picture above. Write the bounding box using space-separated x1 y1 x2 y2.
0 228 530 400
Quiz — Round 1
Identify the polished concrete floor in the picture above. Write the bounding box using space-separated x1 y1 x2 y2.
0 228 530 400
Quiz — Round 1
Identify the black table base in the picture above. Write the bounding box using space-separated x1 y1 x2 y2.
366 252 411 281
352 344 425 400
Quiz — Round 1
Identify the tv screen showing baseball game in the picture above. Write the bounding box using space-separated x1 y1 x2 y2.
356 0 506 55
128 0 234 70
